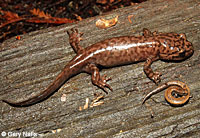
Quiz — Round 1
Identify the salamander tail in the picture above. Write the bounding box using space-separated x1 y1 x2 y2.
2 64 80 107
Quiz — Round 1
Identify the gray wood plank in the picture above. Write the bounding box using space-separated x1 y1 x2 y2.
0 0 199 137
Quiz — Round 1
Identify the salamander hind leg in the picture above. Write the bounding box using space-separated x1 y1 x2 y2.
85 64 113 93
67 28 84 54
144 57 162 84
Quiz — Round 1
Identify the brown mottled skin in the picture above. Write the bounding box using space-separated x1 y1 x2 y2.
2 28 194 107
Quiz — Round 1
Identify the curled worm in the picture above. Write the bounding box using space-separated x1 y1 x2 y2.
143 81 190 106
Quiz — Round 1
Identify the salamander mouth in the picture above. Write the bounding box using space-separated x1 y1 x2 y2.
179 50 186 57
178 48 194 60
171 47 193 61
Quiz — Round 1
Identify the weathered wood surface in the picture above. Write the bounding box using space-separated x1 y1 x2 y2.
0 0 199 137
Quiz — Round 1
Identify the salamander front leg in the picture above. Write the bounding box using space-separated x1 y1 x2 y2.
86 64 113 93
143 28 153 37
143 28 158 37
144 57 162 84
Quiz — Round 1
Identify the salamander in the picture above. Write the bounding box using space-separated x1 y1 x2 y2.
2 28 194 107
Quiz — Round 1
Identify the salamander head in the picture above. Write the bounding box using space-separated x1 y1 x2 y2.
158 33 194 61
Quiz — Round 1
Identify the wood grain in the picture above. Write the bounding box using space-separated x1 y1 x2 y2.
0 0 199 137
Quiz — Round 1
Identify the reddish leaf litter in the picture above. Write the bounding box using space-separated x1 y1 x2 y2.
0 0 146 43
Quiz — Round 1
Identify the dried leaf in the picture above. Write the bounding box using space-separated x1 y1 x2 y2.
0 9 20 21
96 16 118 29
28 8 75 24
128 15 134 23
0 10 23 29
30 8 52 19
